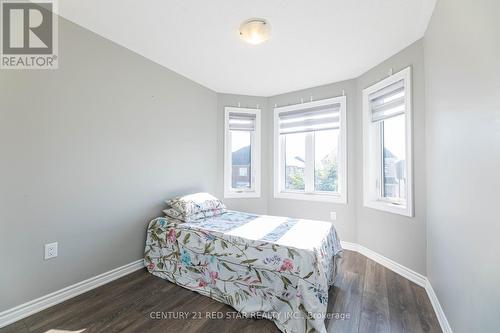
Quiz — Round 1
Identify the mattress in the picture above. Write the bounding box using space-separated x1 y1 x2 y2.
144 210 343 333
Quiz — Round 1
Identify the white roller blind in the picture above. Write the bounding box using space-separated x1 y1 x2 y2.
278 103 341 134
369 79 406 122
228 112 256 131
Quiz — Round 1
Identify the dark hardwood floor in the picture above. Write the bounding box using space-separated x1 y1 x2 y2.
0 251 441 333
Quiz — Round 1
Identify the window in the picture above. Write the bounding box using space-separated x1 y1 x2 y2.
362 67 413 216
274 96 347 203
224 107 261 198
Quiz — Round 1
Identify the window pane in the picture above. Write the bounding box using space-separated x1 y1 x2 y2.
314 129 339 192
382 114 406 201
231 130 251 189
284 132 306 191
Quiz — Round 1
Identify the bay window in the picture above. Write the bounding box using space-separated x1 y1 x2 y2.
362 67 413 216
224 107 261 198
274 96 347 203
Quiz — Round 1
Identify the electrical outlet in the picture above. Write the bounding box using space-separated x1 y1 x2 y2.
330 211 337 221
44 242 58 260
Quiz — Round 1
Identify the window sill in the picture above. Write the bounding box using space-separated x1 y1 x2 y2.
274 191 347 204
363 199 413 217
224 190 261 199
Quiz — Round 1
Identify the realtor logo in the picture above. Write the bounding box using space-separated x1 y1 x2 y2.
1 0 58 69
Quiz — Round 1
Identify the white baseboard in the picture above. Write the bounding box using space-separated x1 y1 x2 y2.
340 240 452 333
339 241 359 252
341 240 426 287
1 244 452 333
0 259 144 328
425 279 453 333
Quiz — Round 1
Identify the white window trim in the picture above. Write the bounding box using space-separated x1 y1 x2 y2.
224 107 261 198
273 96 347 204
362 67 414 217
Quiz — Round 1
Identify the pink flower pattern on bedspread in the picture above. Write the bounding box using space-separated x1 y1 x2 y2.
144 211 342 333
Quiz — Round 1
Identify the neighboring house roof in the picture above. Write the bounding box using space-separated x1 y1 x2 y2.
232 146 251 165
384 148 396 159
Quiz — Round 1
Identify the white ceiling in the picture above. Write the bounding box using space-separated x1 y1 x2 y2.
59 0 436 96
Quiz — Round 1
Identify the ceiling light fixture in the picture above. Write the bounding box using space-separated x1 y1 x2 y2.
239 18 271 45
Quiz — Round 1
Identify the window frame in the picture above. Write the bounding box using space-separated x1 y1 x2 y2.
273 96 347 203
224 107 261 199
362 67 414 217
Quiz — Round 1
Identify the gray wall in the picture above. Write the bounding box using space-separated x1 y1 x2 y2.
355 40 427 275
0 18 218 311
424 0 500 331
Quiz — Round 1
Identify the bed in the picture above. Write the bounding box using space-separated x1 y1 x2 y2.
144 210 343 333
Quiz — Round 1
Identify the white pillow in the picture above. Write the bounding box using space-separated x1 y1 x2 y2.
165 192 226 216
163 207 226 222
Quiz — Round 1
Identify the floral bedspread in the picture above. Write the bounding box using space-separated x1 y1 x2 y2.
144 211 342 333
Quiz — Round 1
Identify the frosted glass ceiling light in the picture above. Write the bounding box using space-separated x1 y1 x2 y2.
239 19 271 45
